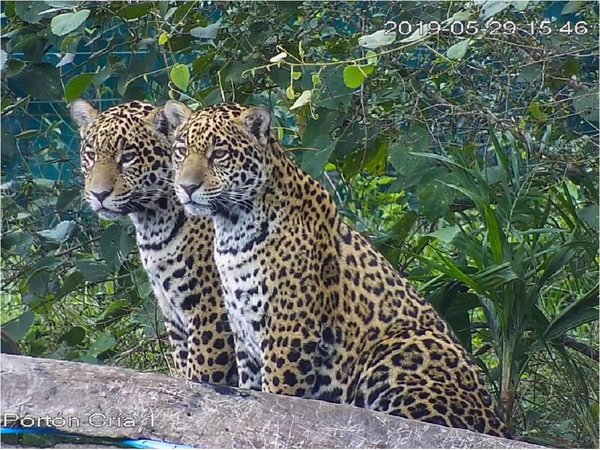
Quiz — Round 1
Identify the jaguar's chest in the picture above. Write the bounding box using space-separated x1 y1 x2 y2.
138 241 190 328
216 251 267 361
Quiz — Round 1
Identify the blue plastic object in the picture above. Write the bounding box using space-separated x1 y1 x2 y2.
0 427 198 449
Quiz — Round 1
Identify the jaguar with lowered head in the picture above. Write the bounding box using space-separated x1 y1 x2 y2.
162 100 511 437
70 99 236 385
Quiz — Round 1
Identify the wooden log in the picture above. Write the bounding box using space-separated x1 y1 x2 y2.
1 355 540 449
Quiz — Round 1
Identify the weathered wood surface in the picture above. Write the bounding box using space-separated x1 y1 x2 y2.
1 355 541 449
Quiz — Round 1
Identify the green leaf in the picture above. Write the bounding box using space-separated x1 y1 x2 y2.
15 63 64 100
481 1 509 19
360 65 375 76
37 220 77 244
158 32 169 46
5 59 26 78
64 72 94 102
563 58 580 77
75 260 109 283
93 66 113 86
561 1 583 14
343 65 366 89
96 300 131 327
100 223 121 268
358 29 396 49
290 90 312 110
61 326 86 346
311 73 321 87
573 88 599 123
543 284 599 340
57 271 84 300
26 269 53 297
298 108 338 177
413 251 487 296
364 140 387 175
416 181 455 220
1 231 33 253
366 50 378 65
133 268 152 299
170 64 190 91
61 33 82 53
56 188 80 212
15 129 38 140
427 225 460 243
118 2 153 19
388 126 431 174
446 39 471 60
483 205 504 264
519 63 542 83
15 2 49 24
46 1 81 7
192 53 214 74
88 332 116 357
3 0 14 17
56 53 75 68
50 10 90 36
120 228 136 258
190 21 221 39
269 52 287 63
488 127 510 175
537 247 575 288
511 1 529 11
2 311 34 342
580 204 599 229
285 86 295 100
529 101 548 122
317 68 353 112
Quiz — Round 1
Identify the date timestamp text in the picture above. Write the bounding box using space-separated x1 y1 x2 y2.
384 20 590 36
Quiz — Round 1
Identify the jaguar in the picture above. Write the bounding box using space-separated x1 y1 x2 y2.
70 99 236 385
161 100 510 437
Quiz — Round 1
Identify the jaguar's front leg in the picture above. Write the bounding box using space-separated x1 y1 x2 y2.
260 327 323 399
235 338 262 390
165 319 189 378
185 313 237 386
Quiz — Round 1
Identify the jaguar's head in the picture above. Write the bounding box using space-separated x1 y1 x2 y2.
162 101 273 217
70 100 173 220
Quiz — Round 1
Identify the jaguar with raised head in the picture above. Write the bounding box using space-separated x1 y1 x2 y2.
162 100 510 437
70 99 236 385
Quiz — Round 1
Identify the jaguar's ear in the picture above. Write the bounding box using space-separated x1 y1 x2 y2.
238 107 271 145
70 99 99 137
147 107 171 138
163 100 193 129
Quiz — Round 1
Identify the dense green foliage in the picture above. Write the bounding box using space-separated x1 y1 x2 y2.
1 1 598 446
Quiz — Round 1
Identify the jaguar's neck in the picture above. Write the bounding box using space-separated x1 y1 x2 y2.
128 190 187 251
213 144 340 255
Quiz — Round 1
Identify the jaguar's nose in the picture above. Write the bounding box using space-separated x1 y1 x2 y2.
180 183 199 199
91 189 111 203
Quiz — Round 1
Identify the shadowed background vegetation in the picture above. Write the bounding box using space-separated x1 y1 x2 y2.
1 1 598 447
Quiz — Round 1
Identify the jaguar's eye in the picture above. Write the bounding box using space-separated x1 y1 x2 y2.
173 144 187 161
82 147 95 168
212 149 228 160
122 152 137 164
82 145 94 157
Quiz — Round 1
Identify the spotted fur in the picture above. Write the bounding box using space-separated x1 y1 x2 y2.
70 100 237 385
163 101 511 437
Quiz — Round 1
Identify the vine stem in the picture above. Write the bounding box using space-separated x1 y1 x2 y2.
241 36 431 78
